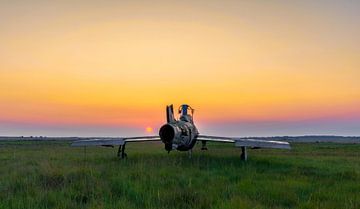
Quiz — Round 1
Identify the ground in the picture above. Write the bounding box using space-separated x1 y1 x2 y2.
0 140 359 209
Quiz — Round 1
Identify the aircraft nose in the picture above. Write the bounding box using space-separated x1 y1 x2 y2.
159 124 175 143
159 124 176 151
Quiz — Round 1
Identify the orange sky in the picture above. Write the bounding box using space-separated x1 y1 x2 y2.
1 1 360 136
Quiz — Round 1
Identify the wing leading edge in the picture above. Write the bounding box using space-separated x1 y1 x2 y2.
197 135 291 149
71 136 160 147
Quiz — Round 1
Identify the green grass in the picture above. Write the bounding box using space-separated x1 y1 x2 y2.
0 141 359 209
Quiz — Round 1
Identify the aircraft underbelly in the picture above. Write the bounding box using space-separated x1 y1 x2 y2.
176 136 197 151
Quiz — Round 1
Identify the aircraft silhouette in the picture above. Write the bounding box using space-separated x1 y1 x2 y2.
72 104 290 160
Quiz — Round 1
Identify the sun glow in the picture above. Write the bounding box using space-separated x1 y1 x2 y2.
145 127 154 133
1 1 360 136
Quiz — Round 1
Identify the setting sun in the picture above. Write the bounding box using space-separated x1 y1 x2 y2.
145 127 154 133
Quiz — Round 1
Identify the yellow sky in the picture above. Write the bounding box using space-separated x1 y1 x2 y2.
0 1 360 136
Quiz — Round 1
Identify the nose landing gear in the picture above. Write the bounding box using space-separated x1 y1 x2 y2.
188 149 192 158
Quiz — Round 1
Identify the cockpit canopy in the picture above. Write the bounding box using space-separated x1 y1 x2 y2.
178 104 194 122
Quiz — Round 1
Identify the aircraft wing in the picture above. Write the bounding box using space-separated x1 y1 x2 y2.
197 135 291 149
71 136 160 147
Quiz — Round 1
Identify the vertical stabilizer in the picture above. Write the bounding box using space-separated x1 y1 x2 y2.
166 105 176 123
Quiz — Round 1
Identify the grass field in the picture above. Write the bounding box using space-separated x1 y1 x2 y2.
0 140 359 209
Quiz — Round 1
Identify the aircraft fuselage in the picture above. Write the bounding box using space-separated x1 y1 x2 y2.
159 105 199 152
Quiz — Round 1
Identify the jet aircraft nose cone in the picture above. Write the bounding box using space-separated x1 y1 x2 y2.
159 124 176 144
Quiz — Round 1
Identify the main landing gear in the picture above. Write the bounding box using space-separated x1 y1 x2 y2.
240 147 247 161
117 144 127 159
201 141 208 150
200 141 247 161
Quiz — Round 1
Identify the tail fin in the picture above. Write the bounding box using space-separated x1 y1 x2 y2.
166 105 176 123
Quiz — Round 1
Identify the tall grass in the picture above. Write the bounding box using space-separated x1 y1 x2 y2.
0 141 359 209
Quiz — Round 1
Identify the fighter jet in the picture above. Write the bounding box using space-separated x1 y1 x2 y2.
72 104 290 160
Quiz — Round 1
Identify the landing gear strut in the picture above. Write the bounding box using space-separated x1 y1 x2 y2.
201 141 208 150
240 147 247 161
188 149 193 159
117 143 127 159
